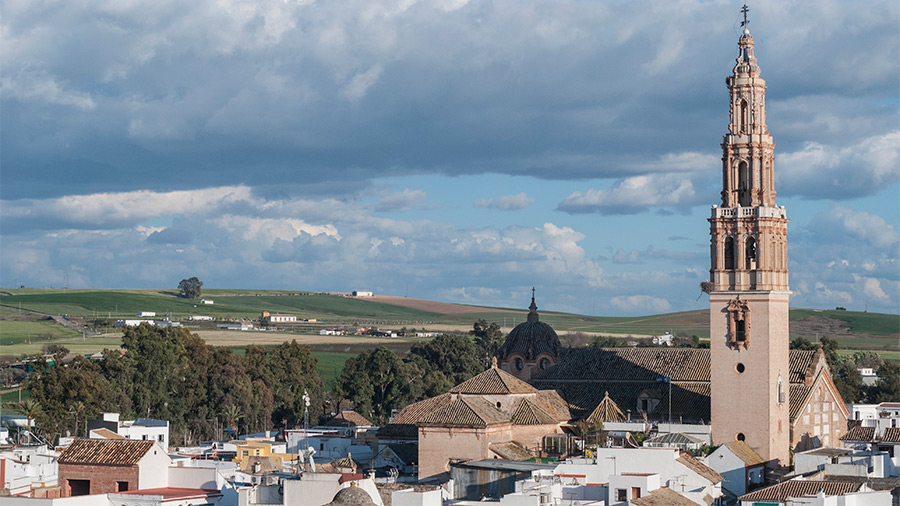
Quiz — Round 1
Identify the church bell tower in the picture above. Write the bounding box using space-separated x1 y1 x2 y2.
709 11 791 466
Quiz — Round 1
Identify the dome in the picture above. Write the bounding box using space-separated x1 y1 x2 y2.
496 291 562 361
327 485 376 506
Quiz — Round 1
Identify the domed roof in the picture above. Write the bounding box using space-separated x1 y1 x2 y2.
327 485 376 505
496 290 562 361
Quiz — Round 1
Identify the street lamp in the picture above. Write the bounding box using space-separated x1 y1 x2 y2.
656 377 671 429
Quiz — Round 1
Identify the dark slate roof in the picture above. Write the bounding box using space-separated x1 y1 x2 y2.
496 295 562 361
386 443 418 465
58 438 156 466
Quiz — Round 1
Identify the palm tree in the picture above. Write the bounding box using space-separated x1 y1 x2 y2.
8 399 43 443
222 405 243 438
70 400 86 437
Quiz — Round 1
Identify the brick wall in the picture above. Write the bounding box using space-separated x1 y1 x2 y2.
59 464 139 496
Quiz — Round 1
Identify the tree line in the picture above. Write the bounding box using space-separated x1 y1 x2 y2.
24 324 323 445
20 322 497 444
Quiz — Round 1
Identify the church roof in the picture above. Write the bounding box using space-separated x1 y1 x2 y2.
418 396 510 427
511 399 558 425
496 293 562 361
586 391 625 424
532 348 824 423
533 390 574 421
377 393 452 438
450 366 538 395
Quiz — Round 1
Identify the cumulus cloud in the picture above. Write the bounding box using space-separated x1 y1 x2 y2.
557 173 700 215
375 189 428 212
778 131 900 200
474 193 535 210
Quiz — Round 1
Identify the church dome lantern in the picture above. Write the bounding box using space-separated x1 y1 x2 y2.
496 289 563 382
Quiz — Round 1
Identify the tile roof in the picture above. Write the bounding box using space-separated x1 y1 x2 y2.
839 426 876 442
533 390 574 421
90 428 125 439
677 453 723 484
511 399 558 425
879 427 900 443
822 475 900 491
722 441 765 466
489 442 534 461
535 348 711 382
418 397 510 427
789 350 817 384
449 366 538 395
377 393 452 438
632 487 698 506
586 391 625 424
739 480 862 501
326 410 373 427
789 384 811 419
496 297 563 361
58 438 156 466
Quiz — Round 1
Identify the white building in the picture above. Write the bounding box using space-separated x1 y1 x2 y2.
0 445 59 497
115 319 155 327
136 312 156 317
87 413 170 450
352 291 374 297
201 299 215 305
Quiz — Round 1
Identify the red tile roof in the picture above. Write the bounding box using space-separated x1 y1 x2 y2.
114 487 222 499
739 480 862 501
326 410 373 427
511 399 558 425
879 427 900 443
58 438 156 466
677 453 723 484
840 426 876 442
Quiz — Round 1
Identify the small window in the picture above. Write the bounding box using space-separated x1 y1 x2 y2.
496 401 502 408
735 363 745 373
632 487 641 499
616 489 627 501
117 481 129 492
158 434 164 442
539 358 550 370
736 319 746 342
736 433 746 441
515 358 524 371
142 434 148 440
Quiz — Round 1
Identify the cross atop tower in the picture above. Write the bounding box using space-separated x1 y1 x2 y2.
741 4 750 27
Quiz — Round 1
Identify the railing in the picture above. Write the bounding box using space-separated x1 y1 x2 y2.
710 206 786 219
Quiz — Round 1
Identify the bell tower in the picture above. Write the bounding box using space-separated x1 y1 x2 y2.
709 9 791 466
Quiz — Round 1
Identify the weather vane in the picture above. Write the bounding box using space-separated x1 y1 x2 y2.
741 4 750 28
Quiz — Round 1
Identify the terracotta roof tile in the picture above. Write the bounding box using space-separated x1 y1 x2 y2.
418 397 510 427
739 480 862 501
840 426 876 442
879 427 900 443
378 393 452 438
450 367 537 395
632 487 697 506
89 428 125 439
789 384 811 419
489 442 533 461
722 441 765 466
533 390 574 421
511 399 558 425
326 410 373 427
789 350 817 384
586 391 625 424
677 453 723 484
58 438 156 466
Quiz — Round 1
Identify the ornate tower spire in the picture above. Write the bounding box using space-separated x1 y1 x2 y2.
709 15 791 467
527 287 539 322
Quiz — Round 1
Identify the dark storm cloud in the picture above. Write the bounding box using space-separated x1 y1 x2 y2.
2 1 896 200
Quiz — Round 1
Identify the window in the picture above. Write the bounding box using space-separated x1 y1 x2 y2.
726 298 751 349
736 319 746 342
539 357 550 370
158 434 164 442
142 434 148 440
736 433 746 441
632 487 641 499
515 358 524 371
724 238 735 269
746 237 757 269
735 363 745 373
68 479 90 496
738 161 751 206
117 481 129 492
616 489 627 501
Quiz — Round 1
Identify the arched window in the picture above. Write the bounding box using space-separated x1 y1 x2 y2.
724 238 735 270
539 357 550 370
746 237 757 269
738 161 751 206
740 100 748 133
515 358 524 371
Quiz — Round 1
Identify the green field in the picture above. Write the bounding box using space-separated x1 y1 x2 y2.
0 319 83 346
1 288 896 362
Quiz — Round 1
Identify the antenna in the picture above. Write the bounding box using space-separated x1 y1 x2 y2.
741 4 750 28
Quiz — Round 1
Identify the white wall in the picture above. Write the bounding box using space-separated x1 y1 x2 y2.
137 442 173 489
5 495 109 506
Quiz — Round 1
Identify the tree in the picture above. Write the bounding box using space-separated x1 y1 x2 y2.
831 360 862 403
409 334 482 386
819 336 840 365
471 319 504 368
790 337 816 350
868 362 900 403
178 277 203 299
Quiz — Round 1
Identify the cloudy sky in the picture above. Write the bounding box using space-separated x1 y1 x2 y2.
2 0 898 316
